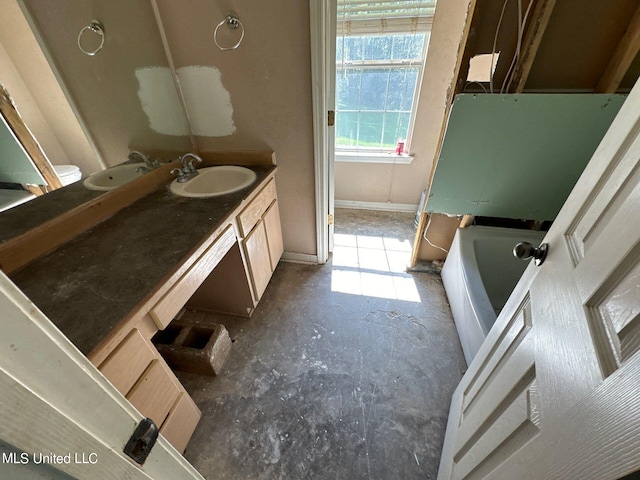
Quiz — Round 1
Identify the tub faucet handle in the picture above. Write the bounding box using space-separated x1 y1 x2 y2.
513 241 548 266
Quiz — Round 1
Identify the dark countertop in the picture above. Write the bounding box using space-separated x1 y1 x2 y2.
10 165 275 355
0 180 103 243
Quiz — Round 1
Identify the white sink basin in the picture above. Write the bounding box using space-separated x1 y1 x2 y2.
84 163 147 191
170 166 257 198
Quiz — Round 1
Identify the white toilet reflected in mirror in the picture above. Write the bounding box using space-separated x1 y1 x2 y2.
53 164 82 186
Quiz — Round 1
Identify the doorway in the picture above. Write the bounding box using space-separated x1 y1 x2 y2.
311 0 437 265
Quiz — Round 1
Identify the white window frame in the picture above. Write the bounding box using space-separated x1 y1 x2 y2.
334 13 432 163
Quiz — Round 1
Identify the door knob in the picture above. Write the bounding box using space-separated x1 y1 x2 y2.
513 241 548 266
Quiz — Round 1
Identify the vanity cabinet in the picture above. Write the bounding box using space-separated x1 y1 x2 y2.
150 226 236 329
96 327 200 453
237 178 283 300
91 174 283 452
12 160 282 455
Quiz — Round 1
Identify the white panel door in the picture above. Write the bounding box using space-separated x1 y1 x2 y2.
0 272 204 480
438 82 640 480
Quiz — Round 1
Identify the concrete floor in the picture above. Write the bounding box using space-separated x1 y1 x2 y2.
180 209 466 480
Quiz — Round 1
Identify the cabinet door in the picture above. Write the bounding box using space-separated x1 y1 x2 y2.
98 329 155 396
264 200 283 271
97 329 201 453
127 359 181 427
160 393 201 453
244 221 272 300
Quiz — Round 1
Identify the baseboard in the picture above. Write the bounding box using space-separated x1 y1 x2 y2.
335 200 419 213
280 252 319 264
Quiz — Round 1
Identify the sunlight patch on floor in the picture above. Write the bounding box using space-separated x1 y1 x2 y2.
331 233 420 302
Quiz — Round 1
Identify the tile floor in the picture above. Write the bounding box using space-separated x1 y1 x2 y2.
180 208 466 480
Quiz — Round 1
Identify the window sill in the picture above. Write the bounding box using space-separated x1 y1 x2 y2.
335 151 414 164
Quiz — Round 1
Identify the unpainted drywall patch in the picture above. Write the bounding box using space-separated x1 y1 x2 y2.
467 53 499 83
135 66 189 136
177 65 235 137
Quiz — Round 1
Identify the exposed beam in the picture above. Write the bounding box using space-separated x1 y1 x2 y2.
510 0 557 93
22 184 47 197
596 3 640 93
0 85 62 190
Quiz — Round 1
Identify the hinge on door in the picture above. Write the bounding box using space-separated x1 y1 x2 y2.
124 418 158 465
328 110 335 127
328 214 334 225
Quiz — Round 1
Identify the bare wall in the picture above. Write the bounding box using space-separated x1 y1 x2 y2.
155 1 317 257
21 0 192 167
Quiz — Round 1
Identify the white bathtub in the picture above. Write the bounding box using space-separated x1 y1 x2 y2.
441 225 546 365
0 189 35 213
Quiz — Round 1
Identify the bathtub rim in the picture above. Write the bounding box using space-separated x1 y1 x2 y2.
442 225 547 365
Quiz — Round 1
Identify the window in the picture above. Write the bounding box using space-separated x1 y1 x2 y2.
335 0 435 159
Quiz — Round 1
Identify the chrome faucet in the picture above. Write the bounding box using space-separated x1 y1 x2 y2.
128 150 160 171
171 153 203 183
180 153 203 173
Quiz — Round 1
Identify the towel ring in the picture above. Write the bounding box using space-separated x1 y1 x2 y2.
214 12 245 51
77 19 105 56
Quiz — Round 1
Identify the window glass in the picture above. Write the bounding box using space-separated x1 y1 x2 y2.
391 34 425 61
342 36 363 62
335 32 427 152
336 111 359 148
364 35 393 61
360 69 389 110
359 112 384 147
387 68 418 110
382 112 410 148
336 69 362 110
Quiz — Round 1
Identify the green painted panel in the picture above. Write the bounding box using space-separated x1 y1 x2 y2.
0 113 45 185
426 94 626 221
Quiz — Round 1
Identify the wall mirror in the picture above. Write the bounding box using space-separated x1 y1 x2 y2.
0 0 192 235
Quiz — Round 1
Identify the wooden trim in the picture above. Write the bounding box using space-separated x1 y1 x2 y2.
0 161 178 274
510 0 557 93
197 150 276 166
459 215 475 228
410 0 478 267
596 4 640 93
335 199 418 212
22 184 47 197
0 84 62 190
410 211 427 267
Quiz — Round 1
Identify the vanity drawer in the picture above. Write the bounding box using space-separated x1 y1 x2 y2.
98 329 155 396
150 226 236 329
237 178 277 237
160 393 201 453
127 359 181 427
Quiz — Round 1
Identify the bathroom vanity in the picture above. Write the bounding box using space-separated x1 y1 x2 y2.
0 152 283 452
